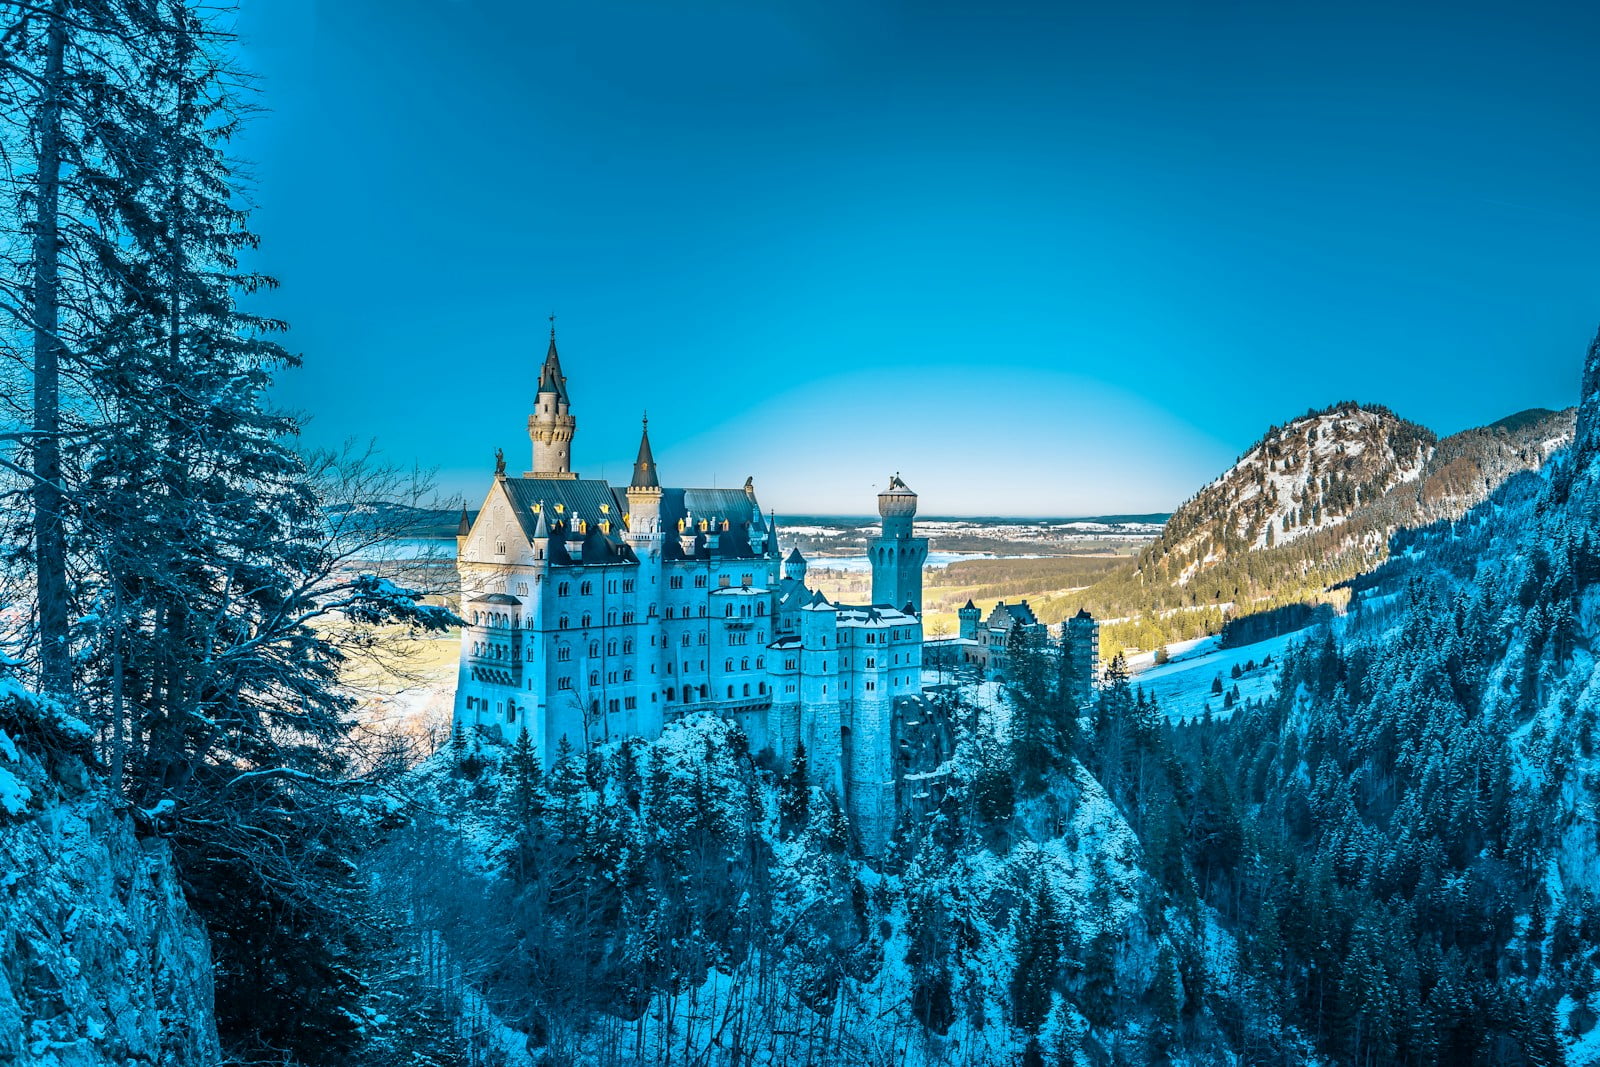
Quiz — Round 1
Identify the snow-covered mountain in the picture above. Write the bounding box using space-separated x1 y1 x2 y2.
1141 402 1573 588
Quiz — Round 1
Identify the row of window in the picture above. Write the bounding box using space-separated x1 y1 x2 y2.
555 579 637 597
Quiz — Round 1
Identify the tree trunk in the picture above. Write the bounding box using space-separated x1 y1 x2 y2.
32 0 69 699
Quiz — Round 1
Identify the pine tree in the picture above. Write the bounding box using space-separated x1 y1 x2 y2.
1010 869 1062 1033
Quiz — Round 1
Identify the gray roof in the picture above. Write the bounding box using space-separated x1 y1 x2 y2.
492 476 765 556
500 478 627 542
660 487 760 530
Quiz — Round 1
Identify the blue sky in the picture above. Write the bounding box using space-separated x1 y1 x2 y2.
234 0 1600 516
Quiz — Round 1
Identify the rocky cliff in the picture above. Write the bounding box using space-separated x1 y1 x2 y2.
0 693 218 1067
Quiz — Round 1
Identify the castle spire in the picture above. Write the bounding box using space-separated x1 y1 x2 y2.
536 317 570 403
630 413 659 489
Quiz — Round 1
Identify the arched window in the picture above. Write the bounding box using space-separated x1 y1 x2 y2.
580 581 592 596
667 687 676 701
726 685 734 698
559 615 570 629
589 671 600 686
758 682 766 695
725 658 734 671
741 658 749 670
581 613 592 627
506 704 517 723
589 641 599 657
742 683 750 697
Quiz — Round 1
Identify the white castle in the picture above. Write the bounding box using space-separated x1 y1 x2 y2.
452 328 929 851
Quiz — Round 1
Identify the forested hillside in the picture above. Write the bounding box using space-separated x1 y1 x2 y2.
1157 331 1600 1063
1058 403 1575 652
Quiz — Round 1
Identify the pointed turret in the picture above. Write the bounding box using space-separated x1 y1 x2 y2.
630 415 659 489
527 316 578 478
626 413 663 540
456 505 471 537
536 326 571 404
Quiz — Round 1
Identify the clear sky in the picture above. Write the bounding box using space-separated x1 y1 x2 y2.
233 0 1600 516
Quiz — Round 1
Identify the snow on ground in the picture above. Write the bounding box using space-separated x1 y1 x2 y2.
1131 631 1305 721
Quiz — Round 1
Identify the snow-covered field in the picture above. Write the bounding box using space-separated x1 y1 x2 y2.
1129 632 1305 721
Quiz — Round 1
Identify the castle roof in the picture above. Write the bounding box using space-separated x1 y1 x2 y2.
986 599 1041 628
1073 607 1095 621
786 547 805 563
536 328 570 402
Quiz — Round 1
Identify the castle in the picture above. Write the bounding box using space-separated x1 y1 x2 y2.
452 328 930 851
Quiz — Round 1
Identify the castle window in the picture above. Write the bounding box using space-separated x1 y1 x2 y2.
694 575 707 589
558 646 571 662
697 632 706 644
756 603 765 616
608 580 617 594
557 676 572 690
608 612 617 625
867 681 876 691
725 604 734 618
681 634 691 647
785 659 796 670
622 611 634 624
756 656 764 669
558 583 569 597
741 573 752 587
624 696 636 710
667 687 676 701
607 672 617 684
581 613 592 628
742 683 750 697
589 671 600 686
609 699 619 713
559 615 570 630
516 582 529 596
623 580 635 593
700 685 708 699
725 658 734 671
699 606 707 617
741 658 749 670
623 669 633 681
623 639 634 654
580 581 592 596
758 682 766 694
757 630 764 641
494 540 506 555
867 658 875 668
719 575 730 588
665 607 674 619
726 686 734 698
671 576 684 590
507 704 517 723
607 641 617 655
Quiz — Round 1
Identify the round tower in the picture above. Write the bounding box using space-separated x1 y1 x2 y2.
527 321 577 479
783 546 808 583
869 473 929 614
958 598 980 640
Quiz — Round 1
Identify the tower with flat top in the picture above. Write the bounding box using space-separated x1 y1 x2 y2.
868 474 928 614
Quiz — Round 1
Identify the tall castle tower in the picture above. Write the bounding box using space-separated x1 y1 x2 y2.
869 474 928 614
527 321 577 478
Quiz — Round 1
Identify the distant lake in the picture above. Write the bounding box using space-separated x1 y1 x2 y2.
809 551 1043 574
